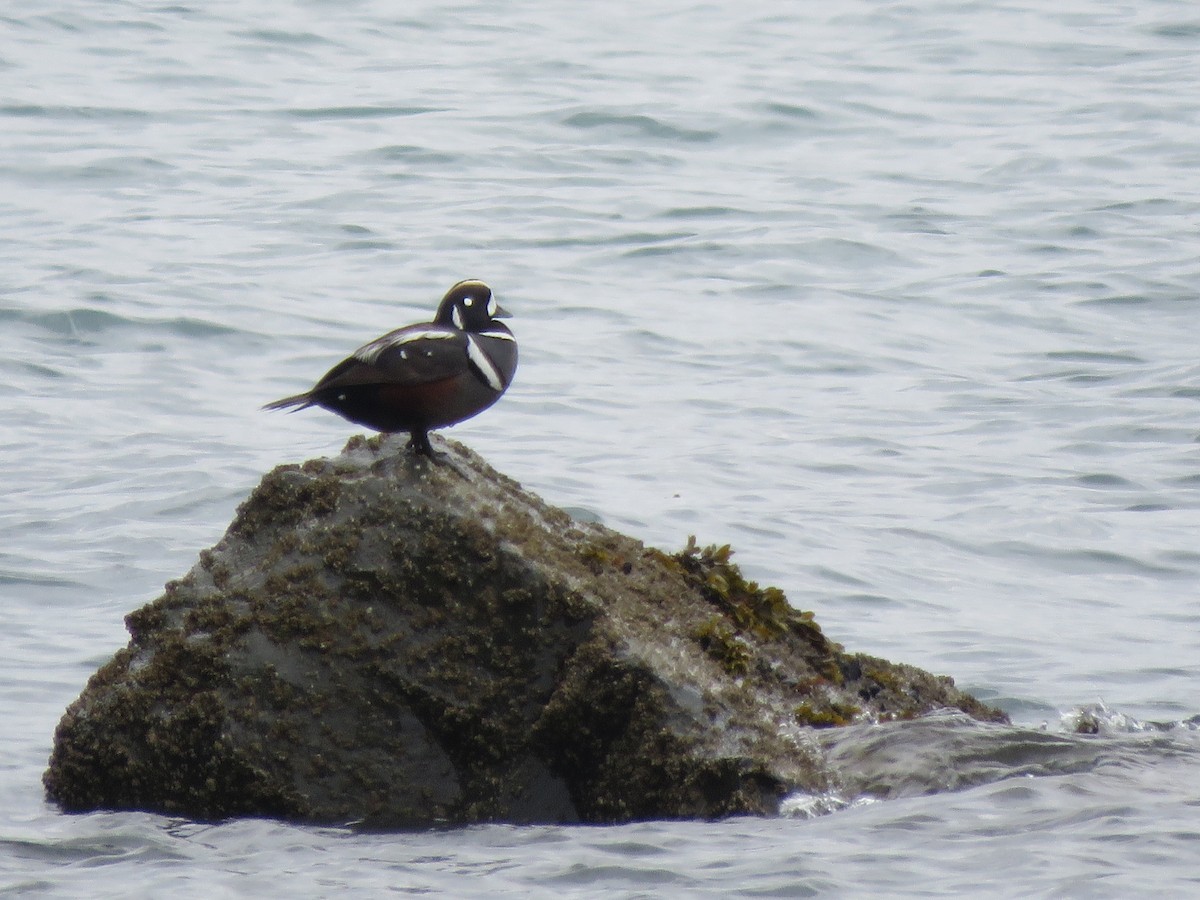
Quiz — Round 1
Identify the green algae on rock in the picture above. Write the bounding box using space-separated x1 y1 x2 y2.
44 435 1007 827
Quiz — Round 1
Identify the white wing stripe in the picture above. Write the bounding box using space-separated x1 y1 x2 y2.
354 328 457 365
466 334 505 391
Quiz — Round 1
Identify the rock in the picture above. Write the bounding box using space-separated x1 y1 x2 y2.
45 436 1007 826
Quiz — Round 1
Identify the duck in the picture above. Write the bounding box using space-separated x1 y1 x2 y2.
264 279 517 456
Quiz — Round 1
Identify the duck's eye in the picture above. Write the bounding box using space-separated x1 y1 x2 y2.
463 296 474 307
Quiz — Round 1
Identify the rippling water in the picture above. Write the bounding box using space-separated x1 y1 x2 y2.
4 0 1200 895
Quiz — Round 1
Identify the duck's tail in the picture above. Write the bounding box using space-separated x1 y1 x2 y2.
262 392 313 412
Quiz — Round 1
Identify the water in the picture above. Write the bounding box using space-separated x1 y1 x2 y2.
4 0 1200 894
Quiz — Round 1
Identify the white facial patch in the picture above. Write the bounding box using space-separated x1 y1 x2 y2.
466 334 505 391
486 295 498 317
452 305 465 330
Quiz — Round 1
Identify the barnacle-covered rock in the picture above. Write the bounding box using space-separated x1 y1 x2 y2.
45 436 1006 826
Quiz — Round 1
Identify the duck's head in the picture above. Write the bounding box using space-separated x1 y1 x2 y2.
435 279 510 331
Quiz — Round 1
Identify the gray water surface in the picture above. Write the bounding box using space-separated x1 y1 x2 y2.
3 1 1200 895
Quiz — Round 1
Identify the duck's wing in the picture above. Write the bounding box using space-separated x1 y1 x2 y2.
311 326 469 392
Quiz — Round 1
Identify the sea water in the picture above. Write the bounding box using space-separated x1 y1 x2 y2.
3 1 1200 895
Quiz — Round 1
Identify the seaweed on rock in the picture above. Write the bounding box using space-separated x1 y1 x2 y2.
45 436 1006 827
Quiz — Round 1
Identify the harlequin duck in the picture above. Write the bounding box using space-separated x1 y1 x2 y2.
264 279 517 456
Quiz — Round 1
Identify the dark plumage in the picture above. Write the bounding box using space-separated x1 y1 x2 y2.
264 280 517 455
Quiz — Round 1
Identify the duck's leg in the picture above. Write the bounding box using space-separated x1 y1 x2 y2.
404 428 466 475
407 427 435 457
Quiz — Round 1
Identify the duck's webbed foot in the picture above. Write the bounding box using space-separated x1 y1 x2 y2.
406 429 435 457
405 429 468 476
